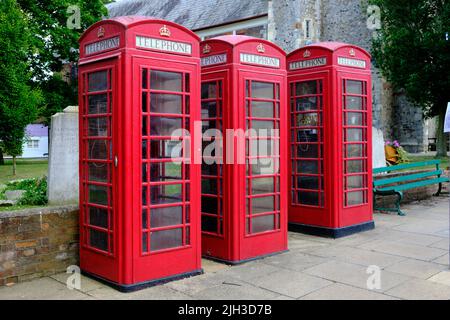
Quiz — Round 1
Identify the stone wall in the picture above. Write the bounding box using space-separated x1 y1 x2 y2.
0 206 79 286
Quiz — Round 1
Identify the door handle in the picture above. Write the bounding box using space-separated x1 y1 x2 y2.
114 156 118 167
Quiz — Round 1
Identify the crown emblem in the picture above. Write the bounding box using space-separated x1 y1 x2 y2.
203 44 211 54
97 26 105 38
349 48 356 56
159 25 171 37
256 43 265 53
303 49 311 58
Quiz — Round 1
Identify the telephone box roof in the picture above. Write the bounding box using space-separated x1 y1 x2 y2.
204 35 286 55
288 41 371 58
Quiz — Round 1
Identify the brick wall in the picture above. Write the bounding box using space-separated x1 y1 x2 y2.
0 205 79 286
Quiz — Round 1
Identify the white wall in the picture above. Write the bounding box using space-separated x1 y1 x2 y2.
21 136 49 158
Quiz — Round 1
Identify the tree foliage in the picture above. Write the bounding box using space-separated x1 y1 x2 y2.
0 0 42 161
370 0 450 155
16 0 111 125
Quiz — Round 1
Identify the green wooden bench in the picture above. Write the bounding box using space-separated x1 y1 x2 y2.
373 160 449 216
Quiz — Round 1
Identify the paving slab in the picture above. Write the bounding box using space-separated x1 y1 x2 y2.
428 271 450 287
0 277 88 300
166 272 232 296
430 238 450 250
308 245 405 268
299 283 399 300
385 278 450 300
261 252 327 272
432 253 449 266
190 279 280 300
85 283 193 300
50 272 105 293
358 239 446 261
384 259 446 279
303 261 411 293
250 268 332 299
217 260 281 282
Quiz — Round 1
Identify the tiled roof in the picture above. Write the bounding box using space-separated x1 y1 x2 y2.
107 0 268 30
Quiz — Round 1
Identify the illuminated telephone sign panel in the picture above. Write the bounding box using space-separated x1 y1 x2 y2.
287 42 374 238
78 17 202 291
200 36 288 264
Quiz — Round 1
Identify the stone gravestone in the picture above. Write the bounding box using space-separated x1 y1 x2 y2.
372 126 386 169
47 106 79 205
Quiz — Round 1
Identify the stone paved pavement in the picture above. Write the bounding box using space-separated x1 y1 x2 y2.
0 197 449 300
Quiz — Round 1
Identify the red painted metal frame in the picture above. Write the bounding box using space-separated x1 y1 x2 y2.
287 42 373 235
200 36 288 264
78 17 202 290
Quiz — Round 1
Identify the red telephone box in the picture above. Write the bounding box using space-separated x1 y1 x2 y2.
199 36 288 264
287 42 374 238
78 16 202 291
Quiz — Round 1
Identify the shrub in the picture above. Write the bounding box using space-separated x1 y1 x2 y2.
1 177 48 206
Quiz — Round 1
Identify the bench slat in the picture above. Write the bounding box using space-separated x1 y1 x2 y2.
373 170 443 187
373 160 441 174
377 177 449 192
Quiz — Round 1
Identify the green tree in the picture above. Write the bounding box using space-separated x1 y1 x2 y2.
371 0 450 156
16 0 112 125
0 0 42 174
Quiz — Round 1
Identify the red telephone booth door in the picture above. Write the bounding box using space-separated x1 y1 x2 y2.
131 57 201 283
79 59 120 282
200 71 230 259
239 70 287 260
288 72 333 228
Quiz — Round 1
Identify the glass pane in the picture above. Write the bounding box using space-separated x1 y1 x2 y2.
142 208 148 229
296 81 317 96
150 70 182 92
89 229 108 251
150 228 182 251
88 206 108 228
297 160 319 174
346 160 364 173
150 94 182 114
346 112 363 125
201 101 217 118
249 101 274 118
252 214 275 233
252 196 274 214
251 177 274 194
346 175 364 189
150 184 182 204
298 191 319 206
142 233 148 252
88 118 108 136
346 129 364 142
150 206 182 228
202 215 218 233
142 69 148 89
298 176 320 190
88 185 108 205
345 96 363 110
296 113 320 127
248 139 275 157
88 140 108 159
202 178 217 195
251 81 274 99
150 117 182 136
347 191 364 206
88 71 108 92
346 144 364 158
201 82 217 99
150 162 182 181
142 92 148 112
202 162 221 176
202 196 218 214
297 144 319 158
346 80 363 94
251 120 274 134
296 97 319 111
88 162 108 182
250 158 278 175
185 74 190 92
88 94 107 114
150 140 181 158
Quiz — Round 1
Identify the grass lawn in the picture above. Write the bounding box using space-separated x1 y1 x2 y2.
0 158 48 185
407 154 450 170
